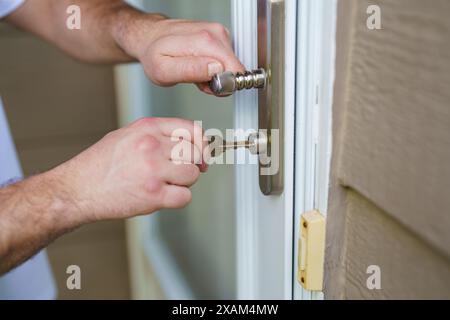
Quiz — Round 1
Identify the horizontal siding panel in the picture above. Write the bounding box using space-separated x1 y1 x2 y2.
338 0 450 256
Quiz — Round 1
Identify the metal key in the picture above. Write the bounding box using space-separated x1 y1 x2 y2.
208 133 267 158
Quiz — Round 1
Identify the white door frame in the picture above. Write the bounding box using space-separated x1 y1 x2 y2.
233 0 337 300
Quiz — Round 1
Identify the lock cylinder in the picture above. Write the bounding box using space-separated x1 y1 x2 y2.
209 68 267 97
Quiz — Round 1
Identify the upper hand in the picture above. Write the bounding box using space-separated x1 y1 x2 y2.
127 17 245 94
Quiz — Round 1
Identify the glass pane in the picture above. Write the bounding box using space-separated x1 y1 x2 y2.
142 0 236 299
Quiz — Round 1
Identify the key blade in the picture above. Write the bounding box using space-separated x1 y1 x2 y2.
207 135 254 158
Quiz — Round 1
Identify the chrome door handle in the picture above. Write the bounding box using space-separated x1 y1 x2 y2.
209 69 267 97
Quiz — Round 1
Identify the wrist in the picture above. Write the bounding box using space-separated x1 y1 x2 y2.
112 7 167 60
0 169 87 272
31 169 86 233
0 170 83 264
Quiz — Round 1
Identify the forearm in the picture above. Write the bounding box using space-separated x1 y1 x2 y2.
0 170 81 274
6 0 163 63
6 0 245 89
0 117 208 274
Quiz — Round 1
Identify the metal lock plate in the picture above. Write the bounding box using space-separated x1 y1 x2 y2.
257 0 285 195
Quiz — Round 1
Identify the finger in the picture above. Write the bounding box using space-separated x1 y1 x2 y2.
165 138 202 165
163 162 201 187
158 118 208 159
157 55 224 85
197 83 214 95
159 184 192 209
157 32 245 73
163 136 208 172
198 161 209 173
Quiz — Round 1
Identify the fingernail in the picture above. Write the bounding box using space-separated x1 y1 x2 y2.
208 62 224 78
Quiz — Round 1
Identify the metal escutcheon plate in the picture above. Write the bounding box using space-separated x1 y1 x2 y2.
257 0 285 195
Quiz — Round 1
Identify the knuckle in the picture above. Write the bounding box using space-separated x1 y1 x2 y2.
145 177 164 194
136 135 161 153
198 30 216 45
211 23 230 38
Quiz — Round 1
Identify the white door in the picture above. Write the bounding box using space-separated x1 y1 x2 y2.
232 0 296 299
116 0 335 300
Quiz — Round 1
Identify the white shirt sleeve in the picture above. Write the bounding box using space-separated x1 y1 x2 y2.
0 99 57 300
0 0 25 18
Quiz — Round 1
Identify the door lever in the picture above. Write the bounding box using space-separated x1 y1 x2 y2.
209 69 267 97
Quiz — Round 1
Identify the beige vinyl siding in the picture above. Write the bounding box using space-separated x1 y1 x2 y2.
325 0 450 299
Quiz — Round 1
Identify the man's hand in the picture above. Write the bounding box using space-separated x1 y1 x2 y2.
0 118 208 273
116 17 245 93
55 117 208 223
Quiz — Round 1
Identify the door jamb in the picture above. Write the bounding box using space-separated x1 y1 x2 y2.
293 0 337 300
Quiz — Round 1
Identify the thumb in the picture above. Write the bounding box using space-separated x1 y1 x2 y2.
155 56 224 86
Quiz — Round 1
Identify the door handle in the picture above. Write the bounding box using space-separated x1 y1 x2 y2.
209 69 267 97
209 0 285 196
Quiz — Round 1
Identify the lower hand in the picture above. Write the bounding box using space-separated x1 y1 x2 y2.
49 117 208 226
